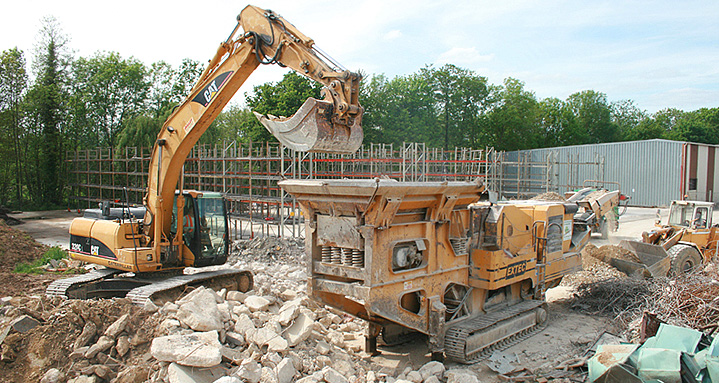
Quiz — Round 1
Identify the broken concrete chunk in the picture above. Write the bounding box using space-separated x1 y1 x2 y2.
406 371 422 383
419 361 446 381
322 366 349 383
104 313 130 339
338 322 361 332
220 345 243 364
214 377 242 383
235 360 262 383
151 331 222 368
276 357 297 383
84 335 114 359
315 340 331 355
176 286 207 304
217 302 232 323
267 335 289 353
445 369 480 383
261 367 278 383
67 375 98 383
167 362 226 383
143 299 159 313
245 296 271 312
177 300 223 332
225 331 245 347
94 365 112 380
116 335 130 357
160 302 180 315
40 368 65 383
74 321 97 350
277 304 300 327
114 366 150 383
159 318 181 334
326 330 345 348
233 304 251 316
279 289 298 301
284 312 314 347
233 314 256 338
226 291 247 303
252 327 279 347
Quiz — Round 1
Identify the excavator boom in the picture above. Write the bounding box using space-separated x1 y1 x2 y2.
144 5 364 266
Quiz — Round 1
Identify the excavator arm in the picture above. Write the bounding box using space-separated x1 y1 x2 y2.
144 5 364 264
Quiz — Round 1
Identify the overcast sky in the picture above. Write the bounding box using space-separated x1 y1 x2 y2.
2 0 718 113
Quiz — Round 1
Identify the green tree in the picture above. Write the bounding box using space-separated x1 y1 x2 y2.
566 90 617 144
245 71 323 143
116 59 202 149
539 97 572 147
667 108 719 144
205 105 259 144
611 99 647 141
359 73 438 146
0 48 28 205
424 64 491 149
69 52 148 147
24 16 71 206
485 78 540 151
630 108 685 141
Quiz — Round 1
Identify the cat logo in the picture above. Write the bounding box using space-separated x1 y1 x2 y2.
191 71 234 107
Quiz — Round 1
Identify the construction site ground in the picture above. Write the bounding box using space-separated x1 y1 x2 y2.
1 206 718 383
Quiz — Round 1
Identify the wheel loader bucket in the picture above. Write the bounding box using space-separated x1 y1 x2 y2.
254 97 363 154
611 240 671 278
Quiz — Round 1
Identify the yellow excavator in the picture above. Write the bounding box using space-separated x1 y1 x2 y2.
47 5 364 305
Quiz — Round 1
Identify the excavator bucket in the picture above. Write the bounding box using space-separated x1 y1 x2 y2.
254 97 363 154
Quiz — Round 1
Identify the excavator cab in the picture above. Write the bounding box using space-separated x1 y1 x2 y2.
170 191 229 267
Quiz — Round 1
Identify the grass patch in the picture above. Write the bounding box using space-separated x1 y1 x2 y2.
14 246 70 274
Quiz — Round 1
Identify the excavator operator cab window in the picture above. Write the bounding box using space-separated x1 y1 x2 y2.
170 192 229 266
170 195 199 251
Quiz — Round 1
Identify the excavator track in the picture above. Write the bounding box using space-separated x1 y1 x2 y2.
46 268 123 298
125 268 253 306
45 267 253 306
444 300 548 364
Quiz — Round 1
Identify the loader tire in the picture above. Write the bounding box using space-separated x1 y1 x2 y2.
667 244 702 276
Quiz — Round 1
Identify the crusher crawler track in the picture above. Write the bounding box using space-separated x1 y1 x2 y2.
46 267 253 306
444 300 548 364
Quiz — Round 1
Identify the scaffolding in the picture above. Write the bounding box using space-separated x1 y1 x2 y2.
67 143 605 239
486 150 606 199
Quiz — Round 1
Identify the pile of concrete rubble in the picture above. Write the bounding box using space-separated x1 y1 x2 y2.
0 237 484 383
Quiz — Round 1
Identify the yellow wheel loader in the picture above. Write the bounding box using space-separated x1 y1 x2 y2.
606 200 718 278
279 179 592 363
47 5 364 305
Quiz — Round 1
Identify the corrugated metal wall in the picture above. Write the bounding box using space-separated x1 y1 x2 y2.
506 139 685 207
